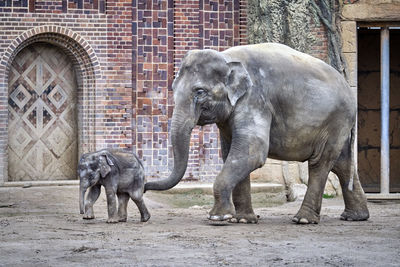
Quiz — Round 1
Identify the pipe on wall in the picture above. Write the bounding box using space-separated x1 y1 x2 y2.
380 26 390 194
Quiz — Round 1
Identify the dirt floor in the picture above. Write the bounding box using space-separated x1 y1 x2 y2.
0 185 399 266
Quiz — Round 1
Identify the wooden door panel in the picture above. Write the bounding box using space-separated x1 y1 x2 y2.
8 43 78 181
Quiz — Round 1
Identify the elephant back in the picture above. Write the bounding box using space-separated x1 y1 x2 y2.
105 149 144 172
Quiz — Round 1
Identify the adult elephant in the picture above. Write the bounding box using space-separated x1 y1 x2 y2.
145 43 369 224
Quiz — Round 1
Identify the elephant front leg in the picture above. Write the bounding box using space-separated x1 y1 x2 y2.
230 176 258 224
105 188 119 223
209 154 264 222
208 178 236 221
117 193 130 222
217 131 258 223
83 185 101 220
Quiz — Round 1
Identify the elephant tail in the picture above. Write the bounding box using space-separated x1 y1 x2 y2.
348 125 356 192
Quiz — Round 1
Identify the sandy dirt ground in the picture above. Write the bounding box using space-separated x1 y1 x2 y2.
0 185 399 266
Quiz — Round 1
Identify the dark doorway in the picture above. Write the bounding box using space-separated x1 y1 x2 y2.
357 27 400 193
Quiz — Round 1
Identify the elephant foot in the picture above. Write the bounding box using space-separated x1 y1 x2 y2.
228 213 259 224
207 213 233 221
208 204 235 221
340 209 369 221
118 217 127 222
292 206 320 224
141 213 151 222
106 217 119 224
83 214 95 220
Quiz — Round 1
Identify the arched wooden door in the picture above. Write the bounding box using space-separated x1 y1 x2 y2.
8 43 78 181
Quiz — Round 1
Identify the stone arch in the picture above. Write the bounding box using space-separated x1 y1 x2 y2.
0 25 100 182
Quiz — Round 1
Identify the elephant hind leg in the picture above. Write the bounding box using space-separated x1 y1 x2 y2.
230 176 258 224
130 190 151 222
293 136 343 224
332 142 369 221
293 161 332 224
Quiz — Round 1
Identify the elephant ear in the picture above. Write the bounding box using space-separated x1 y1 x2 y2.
99 154 114 178
225 61 253 106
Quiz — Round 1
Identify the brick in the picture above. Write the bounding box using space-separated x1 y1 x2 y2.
0 1 131 183
0 0 248 183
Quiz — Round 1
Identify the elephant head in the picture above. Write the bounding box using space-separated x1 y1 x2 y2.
78 150 115 214
145 49 253 191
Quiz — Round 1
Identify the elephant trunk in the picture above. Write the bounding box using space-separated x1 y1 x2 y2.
145 110 195 191
79 183 87 214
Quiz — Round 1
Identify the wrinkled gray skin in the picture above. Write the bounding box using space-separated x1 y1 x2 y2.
79 149 150 223
145 43 369 224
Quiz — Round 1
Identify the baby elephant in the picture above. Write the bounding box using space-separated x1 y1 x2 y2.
78 149 150 223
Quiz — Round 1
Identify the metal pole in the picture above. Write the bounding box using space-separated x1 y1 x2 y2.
380 27 390 195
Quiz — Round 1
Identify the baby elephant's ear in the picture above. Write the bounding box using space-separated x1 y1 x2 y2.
225 61 253 107
99 155 114 178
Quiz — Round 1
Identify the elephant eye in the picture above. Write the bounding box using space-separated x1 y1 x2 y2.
194 88 207 98
89 163 98 170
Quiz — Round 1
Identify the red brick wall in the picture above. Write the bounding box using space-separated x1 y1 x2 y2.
132 0 247 181
309 20 329 62
0 0 332 184
0 0 132 183
0 0 248 183
132 0 174 179
100 0 133 150
0 0 29 12
173 0 200 72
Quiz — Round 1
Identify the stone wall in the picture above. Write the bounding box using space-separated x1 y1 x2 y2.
247 0 327 58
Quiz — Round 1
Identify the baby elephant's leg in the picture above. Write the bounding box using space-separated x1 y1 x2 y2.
105 188 119 223
84 185 101 219
117 193 130 222
131 190 150 222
